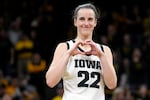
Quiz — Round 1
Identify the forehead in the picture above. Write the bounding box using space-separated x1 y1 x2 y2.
77 8 95 18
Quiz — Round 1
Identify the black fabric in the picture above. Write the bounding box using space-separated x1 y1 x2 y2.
100 44 104 52
72 39 75 43
66 42 69 50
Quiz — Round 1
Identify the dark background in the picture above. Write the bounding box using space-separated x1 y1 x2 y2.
0 0 150 100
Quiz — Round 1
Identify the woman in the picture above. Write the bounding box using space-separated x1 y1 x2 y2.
45 3 117 100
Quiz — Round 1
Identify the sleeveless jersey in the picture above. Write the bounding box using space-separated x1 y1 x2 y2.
62 40 105 100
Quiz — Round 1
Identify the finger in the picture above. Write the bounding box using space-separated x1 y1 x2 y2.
74 40 84 48
73 49 86 56
84 51 92 56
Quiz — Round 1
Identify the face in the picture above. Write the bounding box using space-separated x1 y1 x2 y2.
74 8 97 36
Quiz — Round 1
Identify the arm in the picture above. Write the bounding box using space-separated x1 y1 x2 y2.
45 40 85 88
45 42 70 88
84 40 117 89
100 45 117 89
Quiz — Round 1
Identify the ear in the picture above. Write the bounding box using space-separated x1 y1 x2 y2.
74 19 77 27
94 20 97 27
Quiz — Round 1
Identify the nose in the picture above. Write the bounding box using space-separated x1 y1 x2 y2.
84 20 89 26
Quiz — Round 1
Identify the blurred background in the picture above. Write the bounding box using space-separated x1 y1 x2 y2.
0 0 150 100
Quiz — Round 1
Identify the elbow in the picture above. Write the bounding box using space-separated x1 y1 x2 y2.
107 83 117 90
46 79 56 88
45 73 56 88
106 79 117 90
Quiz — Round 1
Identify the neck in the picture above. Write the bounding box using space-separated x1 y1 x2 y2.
75 35 92 41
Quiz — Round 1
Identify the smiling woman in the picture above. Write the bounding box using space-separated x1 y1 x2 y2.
45 3 117 100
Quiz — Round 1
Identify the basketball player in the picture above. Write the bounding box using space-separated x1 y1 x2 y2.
46 3 117 100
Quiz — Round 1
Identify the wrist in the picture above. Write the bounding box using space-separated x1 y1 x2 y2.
98 53 105 59
65 50 72 57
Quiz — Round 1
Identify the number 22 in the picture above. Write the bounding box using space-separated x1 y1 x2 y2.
78 71 100 88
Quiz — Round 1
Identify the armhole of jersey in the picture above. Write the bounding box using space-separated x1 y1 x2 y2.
72 39 75 43
100 44 104 53
66 42 69 50
66 39 75 50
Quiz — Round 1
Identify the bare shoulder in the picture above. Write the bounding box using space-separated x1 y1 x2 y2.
56 42 68 49
101 44 113 54
55 42 68 53
51 42 68 63
101 44 114 62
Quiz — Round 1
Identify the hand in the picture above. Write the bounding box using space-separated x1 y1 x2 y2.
68 40 86 56
83 40 104 57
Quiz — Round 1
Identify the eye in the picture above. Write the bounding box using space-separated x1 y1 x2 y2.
88 18 94 21
79 17 85 21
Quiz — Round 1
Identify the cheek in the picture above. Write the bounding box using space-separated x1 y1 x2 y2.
76 22 83 27
74 21 82 27
93 21 97 27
